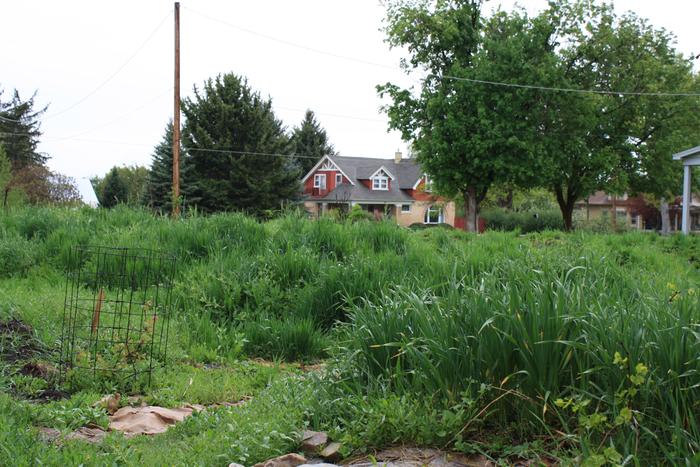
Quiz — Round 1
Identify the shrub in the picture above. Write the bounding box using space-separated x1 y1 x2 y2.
0 233 36 277
481 208 564 232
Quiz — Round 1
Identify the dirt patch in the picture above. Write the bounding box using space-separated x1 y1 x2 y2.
0 318 44 363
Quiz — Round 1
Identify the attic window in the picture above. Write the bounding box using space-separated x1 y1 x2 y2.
372 170 389 190
336 173 343 185
313 174 326 189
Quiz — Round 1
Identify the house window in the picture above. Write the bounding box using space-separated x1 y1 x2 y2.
401 204 411 213
424 175 433 192
313 174 326 189
424 205 444 224
372 175 389 190
335 173 343 185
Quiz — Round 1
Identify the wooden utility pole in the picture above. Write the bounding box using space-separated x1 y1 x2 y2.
172 1 181 217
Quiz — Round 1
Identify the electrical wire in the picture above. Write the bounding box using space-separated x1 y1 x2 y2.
275 105 385 123
184 6 396 71
188 5 700 98
42 12 171 121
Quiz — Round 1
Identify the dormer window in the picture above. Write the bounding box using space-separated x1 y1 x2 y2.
424 175 433 192
371 169 390 190
313 174 326 189
336 173 343 185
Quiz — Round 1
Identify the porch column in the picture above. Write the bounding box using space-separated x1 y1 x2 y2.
321 202 328 215
682 165 691 234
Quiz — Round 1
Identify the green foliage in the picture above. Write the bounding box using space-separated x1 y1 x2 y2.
98 167 129 208
182 73 300 215
0 232 36 276
290 110 336 174
481 208 564 232
144 121 200 213
93 164 147 207
0 87 47 168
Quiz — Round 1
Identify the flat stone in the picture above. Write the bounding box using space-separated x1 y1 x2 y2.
253 453 307 467
65 426 107 443
320 442 342 462
37 427 61 443
301 430 328 453
299 464 339 467
228 463 245 467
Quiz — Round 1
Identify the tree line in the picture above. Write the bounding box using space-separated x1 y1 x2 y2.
92 73 335 215
379 0 700 231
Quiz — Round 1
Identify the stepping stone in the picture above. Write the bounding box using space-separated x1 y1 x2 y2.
320 442 342 462
301 430 328 453
253 453 307 467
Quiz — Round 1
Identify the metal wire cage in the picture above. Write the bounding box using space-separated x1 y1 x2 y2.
60 246 176 387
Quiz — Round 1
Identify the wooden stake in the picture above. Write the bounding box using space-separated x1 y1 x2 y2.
91 288 105 335
172 1 181 217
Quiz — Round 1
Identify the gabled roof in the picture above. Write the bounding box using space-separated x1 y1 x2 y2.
301 155 424 202
301 156 355 186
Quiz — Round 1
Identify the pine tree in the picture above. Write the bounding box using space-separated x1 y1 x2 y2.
145 121 198 213
0 87 48 169
182 73 300 214
290 110 336 174
100 167 128 208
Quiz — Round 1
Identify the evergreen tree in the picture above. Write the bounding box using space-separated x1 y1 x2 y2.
182 73 300 214
145 121 198 213
290 110 336 174
0 145 11 207
0 87 47 169
100 167 128 208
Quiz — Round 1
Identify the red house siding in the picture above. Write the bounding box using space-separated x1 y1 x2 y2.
304 170 348 198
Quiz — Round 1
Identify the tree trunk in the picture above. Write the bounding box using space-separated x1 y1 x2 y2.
660 197 670 235
555 186 575 231
464 187 479 233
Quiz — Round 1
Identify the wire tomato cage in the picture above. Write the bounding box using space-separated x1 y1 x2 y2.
59 246 176 387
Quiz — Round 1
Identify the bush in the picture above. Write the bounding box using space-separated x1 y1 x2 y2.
481 208 564 232
0 233 36 277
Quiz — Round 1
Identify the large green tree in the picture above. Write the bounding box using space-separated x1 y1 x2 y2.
290 110 337 174
531 2 699 230
145 121 199 213
378 1 551 231
182 73 300 214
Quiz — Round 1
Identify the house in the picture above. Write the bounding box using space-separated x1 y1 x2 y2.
574 192 642 228
301 152 464 228
574 191 700 231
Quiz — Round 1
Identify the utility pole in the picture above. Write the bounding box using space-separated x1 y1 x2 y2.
172 1 181 217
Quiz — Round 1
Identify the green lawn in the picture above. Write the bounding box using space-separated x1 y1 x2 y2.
1 206 699 465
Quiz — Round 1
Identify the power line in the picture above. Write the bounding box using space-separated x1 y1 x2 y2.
188 5 700 98
438 75 700 97
184 6 396 70
58 90 171 139
42 12 171 121
183 147 319 159
275 105 385 123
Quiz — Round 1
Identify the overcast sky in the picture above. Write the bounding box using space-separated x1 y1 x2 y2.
2 0 698 191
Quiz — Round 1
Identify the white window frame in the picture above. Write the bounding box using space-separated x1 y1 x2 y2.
372 174 389 190
335 173 343 185
313 173 326 189
424 175 433 192
401 204 411 213
424 205 444 224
